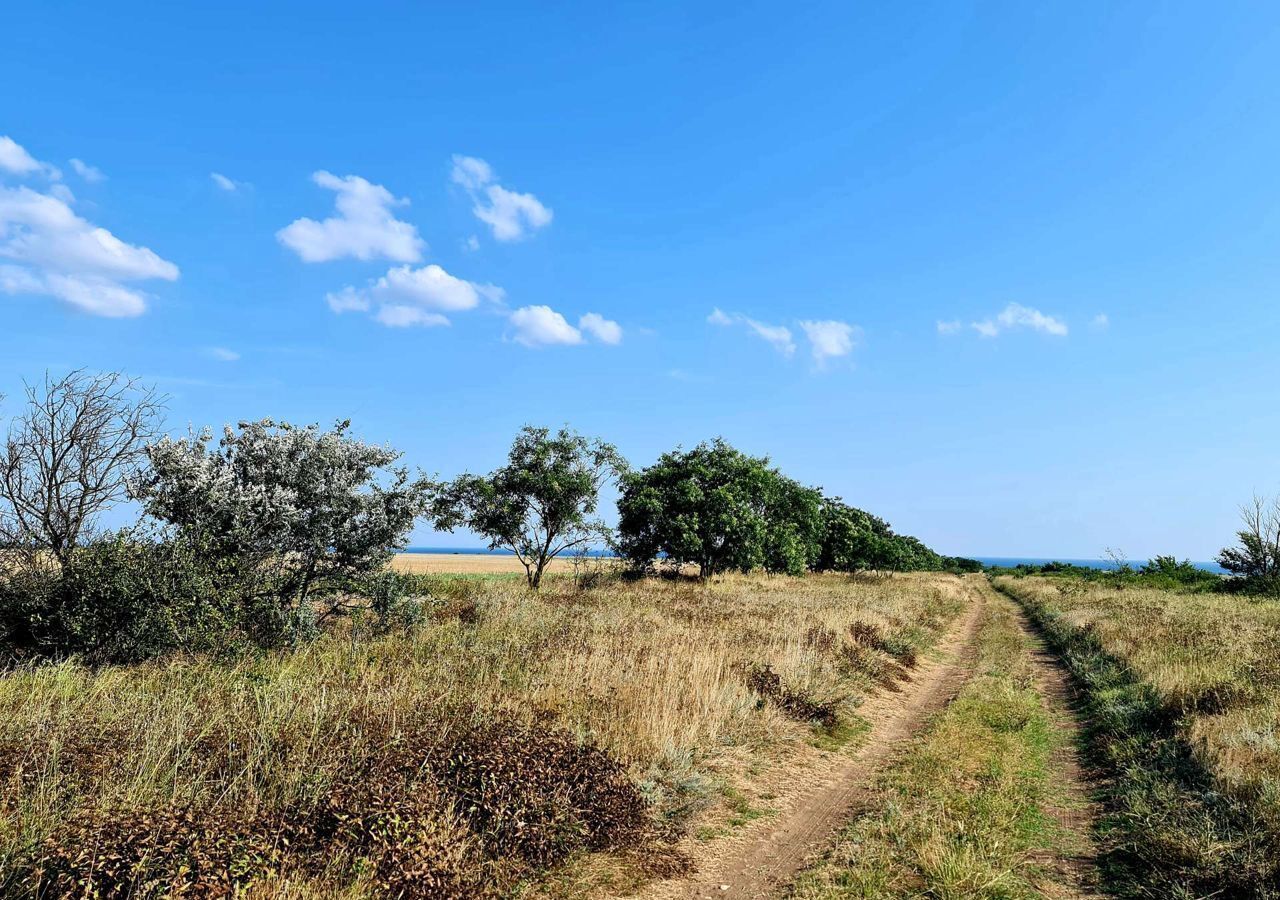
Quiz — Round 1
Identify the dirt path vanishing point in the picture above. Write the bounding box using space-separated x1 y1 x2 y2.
633 579 988 900
1004 592 1104 899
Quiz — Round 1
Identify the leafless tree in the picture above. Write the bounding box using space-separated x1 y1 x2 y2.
0 370 163 567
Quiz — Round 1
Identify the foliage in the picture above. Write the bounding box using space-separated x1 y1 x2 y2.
430 426 626 588
135 419 427 643
617 439 779 578
816 497 942 573
0 531 235 664
762 475 824 575
1217 494 1280 594
0 370 162 567
26 716 651 899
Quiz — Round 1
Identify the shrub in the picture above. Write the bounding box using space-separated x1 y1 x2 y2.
745 663 839 727
0 532 236 664
25 716 651 899
135 419 429 644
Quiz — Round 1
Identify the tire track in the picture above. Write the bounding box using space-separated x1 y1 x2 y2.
634 579 987 900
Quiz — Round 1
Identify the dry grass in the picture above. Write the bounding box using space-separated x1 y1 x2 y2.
0 571 969 898
996 575 1280 897
997 577 1280 811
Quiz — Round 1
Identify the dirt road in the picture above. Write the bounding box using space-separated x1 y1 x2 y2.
635 579 988 900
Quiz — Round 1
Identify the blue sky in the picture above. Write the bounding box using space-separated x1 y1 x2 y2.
3 1 1280 559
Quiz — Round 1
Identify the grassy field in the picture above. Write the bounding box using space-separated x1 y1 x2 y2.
790 584 1088 900
0 571 968 899
995 575 1280 898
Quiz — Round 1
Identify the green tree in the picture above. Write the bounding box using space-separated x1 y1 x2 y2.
618 438 797 579
135 419 427 642
763 476 824 575
1217 494 1280 590
817 497 942 572
430 426 626 589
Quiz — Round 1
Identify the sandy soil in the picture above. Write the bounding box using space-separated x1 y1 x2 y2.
391 552 618 576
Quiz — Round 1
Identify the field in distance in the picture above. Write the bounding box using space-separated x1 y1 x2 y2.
391 550 601 576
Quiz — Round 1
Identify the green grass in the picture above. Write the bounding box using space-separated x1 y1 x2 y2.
995 575 1280 899
789 589 1068 900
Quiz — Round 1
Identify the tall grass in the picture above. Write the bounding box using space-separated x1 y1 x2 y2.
996 575 1280 898
0 572 968 898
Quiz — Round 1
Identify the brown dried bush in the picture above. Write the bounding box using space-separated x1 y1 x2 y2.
745 664 839 727
25 714 652 899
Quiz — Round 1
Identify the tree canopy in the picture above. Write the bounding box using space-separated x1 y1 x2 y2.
135 419 427 640
430 426 626 588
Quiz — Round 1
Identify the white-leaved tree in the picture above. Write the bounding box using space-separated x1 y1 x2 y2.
134 419 428 641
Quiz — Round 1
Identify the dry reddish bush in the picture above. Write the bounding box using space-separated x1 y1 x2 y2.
32 806 288 899
745 664 839 727
25 714 653 899
848 620 889 652
432 719 650 866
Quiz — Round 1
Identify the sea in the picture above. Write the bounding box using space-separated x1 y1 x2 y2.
405 547 1227 574
973 556 1227 574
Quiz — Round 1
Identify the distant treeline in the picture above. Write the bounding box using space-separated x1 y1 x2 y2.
0 370 971 665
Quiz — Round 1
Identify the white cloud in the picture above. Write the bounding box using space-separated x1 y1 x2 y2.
374 304 450 328
70 159 105 183
210 172 242 192
463 235 480 252
327 263 502 326
450 155 494 192
799 319 858 366
1091 313 1110 330
971 302 1068 338
205 346 240 362
0 182 178 317
743 318 795 356
371 264 486 311
708 308 796 356
451 155 553 242
509 305 583 347
0 136 48 176
325 285 369 313
277 171 424 263
579 312 622 345
475 185 553 242
936 319 963 335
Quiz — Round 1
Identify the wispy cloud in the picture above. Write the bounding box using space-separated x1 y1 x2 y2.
210 172 247 192
1091 313 1109 330
970 303 1068 338
936 319 963 335
69 158 105 183
204 346 240 362
708 308 795 357
451 155 552 242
